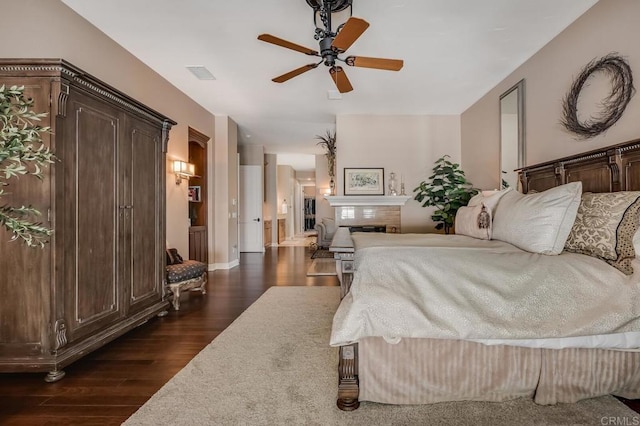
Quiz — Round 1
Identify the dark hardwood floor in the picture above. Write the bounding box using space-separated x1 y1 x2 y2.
0 246 337 425
0 245 638 425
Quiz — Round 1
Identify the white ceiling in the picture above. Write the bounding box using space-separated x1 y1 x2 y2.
61 0 598 171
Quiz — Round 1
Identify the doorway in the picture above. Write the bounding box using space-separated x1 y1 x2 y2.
239 165 264 252
188 127 209 263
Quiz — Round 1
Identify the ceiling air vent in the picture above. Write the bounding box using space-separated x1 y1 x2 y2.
186 66 216 80
327 90 342 100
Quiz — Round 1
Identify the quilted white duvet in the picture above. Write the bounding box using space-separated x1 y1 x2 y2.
329 233 640 347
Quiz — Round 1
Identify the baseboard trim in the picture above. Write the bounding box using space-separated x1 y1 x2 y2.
209 259 240 271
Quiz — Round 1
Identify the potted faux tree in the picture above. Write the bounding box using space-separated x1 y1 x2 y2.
0 85 55 247
413 155 478 234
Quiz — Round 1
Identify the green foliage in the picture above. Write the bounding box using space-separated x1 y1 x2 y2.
501 170 510 190
413 155 478 233
0 85 55 247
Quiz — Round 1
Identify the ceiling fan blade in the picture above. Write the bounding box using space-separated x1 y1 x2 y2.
272 63 319 83
258 34 319 56
331 17 369 52
329 66 353 93
346 56 404 71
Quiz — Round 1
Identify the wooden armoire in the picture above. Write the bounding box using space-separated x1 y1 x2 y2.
0 59 176 381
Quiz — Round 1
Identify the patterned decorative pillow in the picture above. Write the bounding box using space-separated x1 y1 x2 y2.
454 203 492 240
166 248 184 265
564 192 640 275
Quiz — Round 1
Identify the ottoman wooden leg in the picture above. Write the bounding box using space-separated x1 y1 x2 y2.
171 285 181 310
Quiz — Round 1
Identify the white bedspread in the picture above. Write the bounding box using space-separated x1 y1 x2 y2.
330 233 640 348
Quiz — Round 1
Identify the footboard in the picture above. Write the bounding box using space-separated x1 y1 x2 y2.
330 228 361 410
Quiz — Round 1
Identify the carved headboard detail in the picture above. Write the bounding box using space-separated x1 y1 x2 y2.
518 139 640 194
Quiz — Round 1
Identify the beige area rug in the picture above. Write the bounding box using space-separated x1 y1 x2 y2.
278 232 317 247
125 287 638 425
310 247 335 259
306 258 337 276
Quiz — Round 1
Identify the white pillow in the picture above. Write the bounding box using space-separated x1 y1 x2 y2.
468 188 513 211
492 182 582 255
455 203 492 240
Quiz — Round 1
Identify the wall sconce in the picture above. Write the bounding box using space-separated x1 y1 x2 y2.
173 160 195 185
281 199 288 214
320 188 332 196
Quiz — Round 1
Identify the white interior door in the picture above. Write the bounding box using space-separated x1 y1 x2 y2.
239 165 263 252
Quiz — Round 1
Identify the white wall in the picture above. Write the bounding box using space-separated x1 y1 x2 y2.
461 0 640 189
315 154 334 224
264 154 278 245
277 165 295 240
213 116 239 268
336 114 461 232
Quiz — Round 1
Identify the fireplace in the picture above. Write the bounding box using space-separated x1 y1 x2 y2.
347 225 387 233
324 196 411 233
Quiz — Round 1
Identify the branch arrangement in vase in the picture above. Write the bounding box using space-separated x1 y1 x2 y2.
0 85 56 247
315 130 336 193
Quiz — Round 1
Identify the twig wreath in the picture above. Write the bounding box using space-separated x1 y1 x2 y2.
561 53 635 139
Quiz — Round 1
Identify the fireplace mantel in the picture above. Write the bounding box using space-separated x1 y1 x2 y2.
324 196 411 206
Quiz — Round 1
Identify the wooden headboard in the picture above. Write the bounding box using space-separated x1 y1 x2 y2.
518 139 640 193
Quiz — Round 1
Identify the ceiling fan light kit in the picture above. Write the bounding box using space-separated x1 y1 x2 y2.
258 0 403 93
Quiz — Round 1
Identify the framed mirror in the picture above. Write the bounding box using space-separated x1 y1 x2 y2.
499 79 525 190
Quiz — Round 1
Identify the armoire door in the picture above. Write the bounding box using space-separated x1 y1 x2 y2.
123 114 164 314
61 89 122 343
0 77 53 356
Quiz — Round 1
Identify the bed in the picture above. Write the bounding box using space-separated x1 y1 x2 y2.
330 139 640 410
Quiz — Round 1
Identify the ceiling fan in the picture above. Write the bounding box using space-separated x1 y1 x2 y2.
257 0 404 93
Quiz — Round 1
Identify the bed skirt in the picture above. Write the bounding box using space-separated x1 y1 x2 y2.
357 337 640 405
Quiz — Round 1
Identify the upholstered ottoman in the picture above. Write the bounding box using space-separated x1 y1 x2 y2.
165 260 207 310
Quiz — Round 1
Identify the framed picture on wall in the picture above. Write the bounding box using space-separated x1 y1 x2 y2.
188 185 201 202
344 168 384 195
